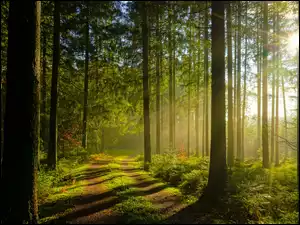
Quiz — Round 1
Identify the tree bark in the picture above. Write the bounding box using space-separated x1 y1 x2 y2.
236 1 241 161
141 2 151 171
204 1 209 156
82 3 89 149
155 5 161 154
48 1 60 170
187 15 191 157
2 1 40 222
271 10 276 164
226 2 233 166
275 7 279 166
41 31 47 153
262 2 270 168
241 1 248 162
168 2 173 150
206 1 227 197
195 6 201 157
256 4 262 156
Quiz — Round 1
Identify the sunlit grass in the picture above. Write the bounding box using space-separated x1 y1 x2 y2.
114 196 162 224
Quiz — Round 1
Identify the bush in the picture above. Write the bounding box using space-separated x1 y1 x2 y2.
37 157 84 204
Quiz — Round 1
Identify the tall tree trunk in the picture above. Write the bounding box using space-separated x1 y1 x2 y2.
204 1 209 156
233 22 237 159
172 6 176 149
187 17 191 157
275 7 279 166
236 1 241 161
195 6 201 157
241 2 248 162
227 2 233 166
41 32 47 153
2 1 40 222
256 4 261 156
155 5 160 154
271 11 276 164
82 3 89 149
0 0 4 179
262 2 270 168
206 1 226 197
168 3 173 150
281 62 288 159
48 1 60 170
160 46 163 152
141 2 151 171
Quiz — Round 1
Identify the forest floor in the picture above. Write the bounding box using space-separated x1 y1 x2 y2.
39 151 298 224
40 156 192 224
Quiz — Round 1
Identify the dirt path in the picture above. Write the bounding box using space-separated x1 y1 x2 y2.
42 157 187 224
120 159 187 218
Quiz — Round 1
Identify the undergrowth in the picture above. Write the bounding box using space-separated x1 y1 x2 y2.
137 153 298 224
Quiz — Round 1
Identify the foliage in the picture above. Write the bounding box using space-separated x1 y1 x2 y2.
114 196 162 224
38 158 87 204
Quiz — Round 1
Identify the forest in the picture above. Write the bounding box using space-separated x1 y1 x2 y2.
0 1 299 224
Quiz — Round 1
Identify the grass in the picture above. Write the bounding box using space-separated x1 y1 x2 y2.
136 153 298 224
113 196 163 224
38 157 90 223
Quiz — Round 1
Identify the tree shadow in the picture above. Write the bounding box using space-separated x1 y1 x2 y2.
165 188 252 224
40 173 171 224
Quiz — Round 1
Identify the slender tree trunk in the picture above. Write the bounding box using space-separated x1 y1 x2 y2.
227 2 233 166
271 11 276 164
275 8 279 166
206 1 226 197
82 3 89 149
2 1 40 222
41 32 47 153
155 5 160 154
262 2 270 168
195 6 201 157
100 127 104 153
256 4 261 156
160 44 163 152
141 2 151 171
236 2 241 161
233 23 237 159
48 1 60 170
204 2 209 156
281 66 288 159
172 6 176 149
168 3 173 150
187 17 191 157
241 2 248 162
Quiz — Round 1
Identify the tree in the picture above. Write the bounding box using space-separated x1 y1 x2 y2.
141 2 151 171
262 1 270 168
48 1 60 169
82 2 89 149
187 11 192 157
155 4 161 154
203 1 209 157
275 5 279 166
241 1 248 162
271 8 276 164
256 3 262 155
236 1 242 160
41 26 47 154
206 1 226 197
168 2 173 150
1 1 40 222
226 2 233 166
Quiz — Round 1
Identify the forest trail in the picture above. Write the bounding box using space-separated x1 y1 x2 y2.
41 156 187 224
